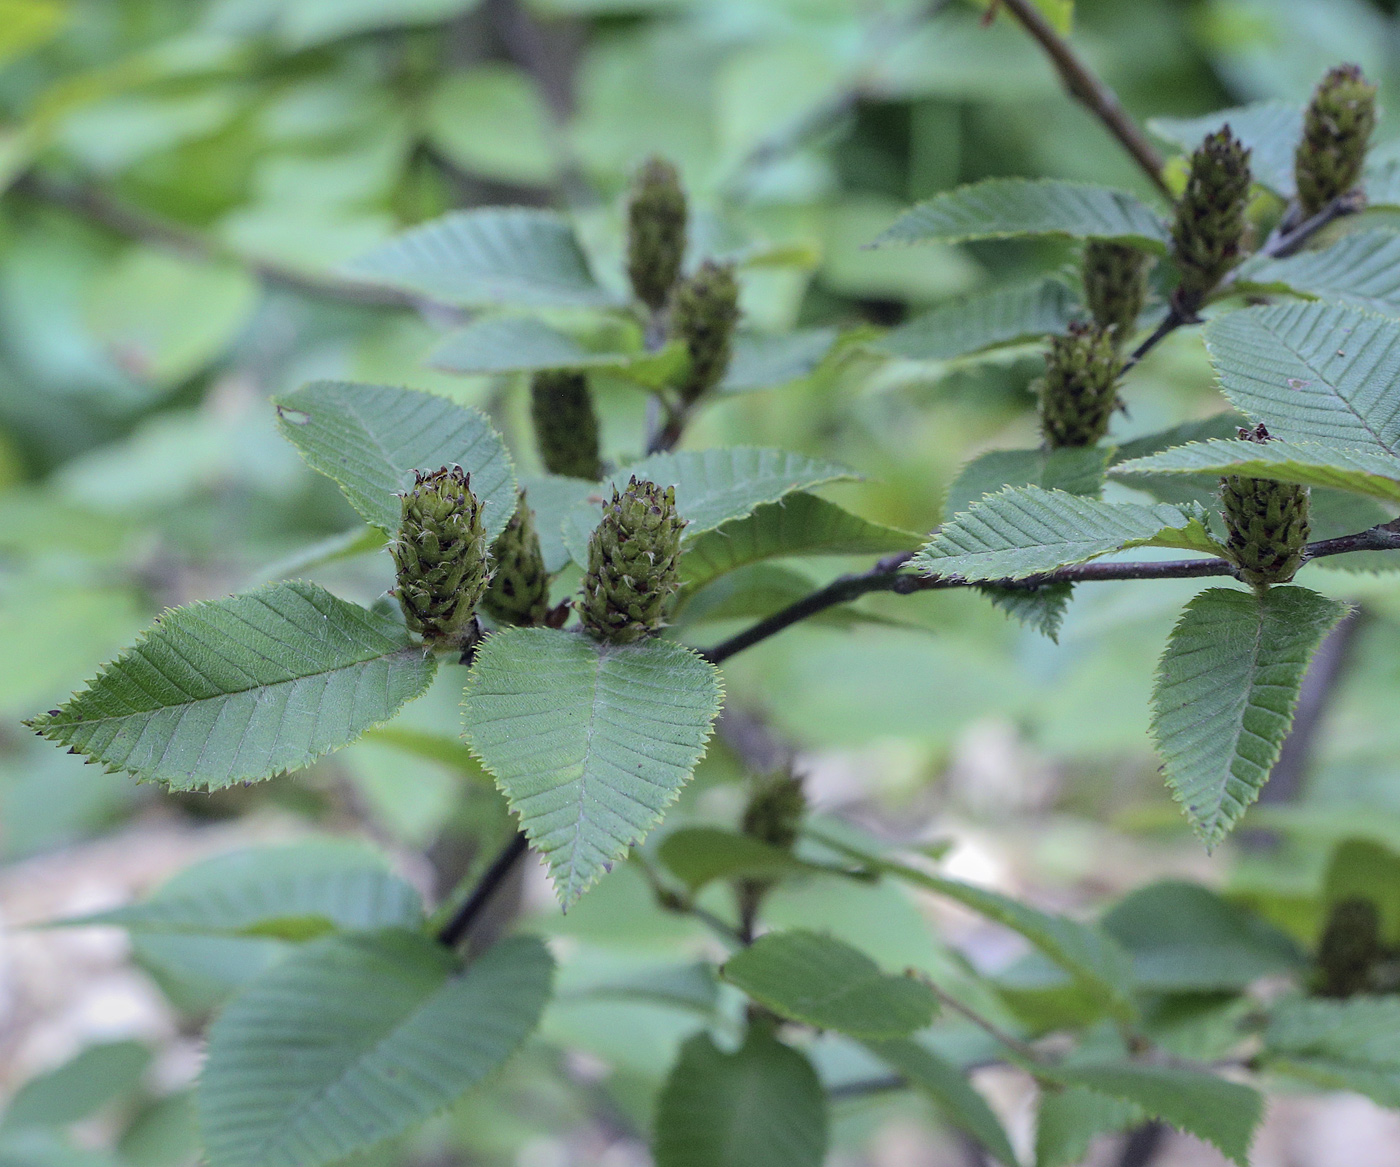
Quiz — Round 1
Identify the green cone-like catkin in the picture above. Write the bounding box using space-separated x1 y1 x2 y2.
1220 424 1311 587
627 156 688 313
672 260 740 404
577 476 686 644
1296 64 1377 217
530 370 603 481
392 465 490 645
1315 897 1383 998
1038 321 1121 448
741 772 806 851
1083 240 1151 344
483 490 550 627
1171 127 1252 313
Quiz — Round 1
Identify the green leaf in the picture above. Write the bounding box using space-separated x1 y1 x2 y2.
673 563 912 633
1 1042 151 1131
1107 413 1247 509
1101 880 1305 992
1324 838 1400 945
654 1030 827 1167
863 1039 1019 1167
656 827 823 892
1112 436 1400 505
678 493 922 597
914 487 1220 583
28 582 438 791
1203 301 1400 456
274 0 481 48
461 628 722 908
720 329 841 393
721 930 937 1038
980 582 1075 642
198 931 553 1167
1152 586 1351 846
876 278 1082 362
1242 231 1400 317
562 448 859 563
245 526 389 589
273 381 517 541
944 446 1111 518
1047 1065 1261 1167
871 179 1170 252
1149 102 1302 196
58 840 424 941
517 473 599 573
808 832 1137 1023
425 64 557 187
1262 996 1400 1107
1035 1085 1143 1167
343 208 618 309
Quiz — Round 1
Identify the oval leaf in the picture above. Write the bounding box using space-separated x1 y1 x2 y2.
876 277 1082 362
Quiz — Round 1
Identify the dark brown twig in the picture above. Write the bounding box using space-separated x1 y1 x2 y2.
436 832 529 949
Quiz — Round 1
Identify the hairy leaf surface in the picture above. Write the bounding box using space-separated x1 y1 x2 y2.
461 628 722 908
274 381 517 540
872 179 1170 251
721 930 937 1038
199 931 553 1167
29 582 438 790
1152 586 1350 845
1244 231 1400 317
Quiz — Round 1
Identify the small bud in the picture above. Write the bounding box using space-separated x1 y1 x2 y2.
1170 127 1252 314
576 476 686 644
1083 241 1151 344
391 465 490 646
741 771 806 852
672 260 740 405
626 156 688 313
1220 424 1311 587
1296 64 1377 217
482 490 551 627
530 370 603 481
1314 897 1382 998
1038 321 1121 448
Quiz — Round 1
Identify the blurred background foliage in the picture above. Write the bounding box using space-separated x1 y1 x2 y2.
6 0 1400 1164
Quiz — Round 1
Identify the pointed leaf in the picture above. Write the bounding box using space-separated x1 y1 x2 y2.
678 493 922 596
980 582 1075 643
59 841 424 941
1112 436 1400 505
1048 1065 1261 1167
1243 231 1400 318
343 208 618 308
871 179 1170 251
914 486 1218 583
1262 996 1400 1107
1152 586 1351 846
721 930 938 1038
461 628 722 908
657 827 825 892
1035 1085 1143 1167
1149 102 1302 195
1203 301 1400 456
28 582 438 791
876 278 1082 362
273 381 517 540
654 1030 827 1167
199 931 553 1167
864 1039 1019 1167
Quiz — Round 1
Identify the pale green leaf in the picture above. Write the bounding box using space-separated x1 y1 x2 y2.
914 487 1218 583
517 473 598 573
1152 586 1351 846
654 1030 827 1167
864 1038 1018 1166
678 493 922 596
1149 102 1302 195
1242 230 1400 317
720 329 840 393
0 0 65 67
425 64 557 187
58 841 423 941
1101 880 1304 992
1035 1085 1143 1167
276 0 481 47
1 1042 151 1132
876 278 1082 362
1048 1065 1261 1167
429 316 683 386
245 526 389 589
461 628 722 908
871 179 1170 252
273 381 517 541
721 930 937 1038
656 827 822 892
944 446 1111 518
1263 996 1400 1107
28 582 438 791
1202 301 1400 456
343 208 618 309
1112 436 1400 505
199 931 553 1167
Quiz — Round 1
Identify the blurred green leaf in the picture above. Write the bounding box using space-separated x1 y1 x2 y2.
876 278 1082 363
1 1042 150 1131
426 64 558 186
